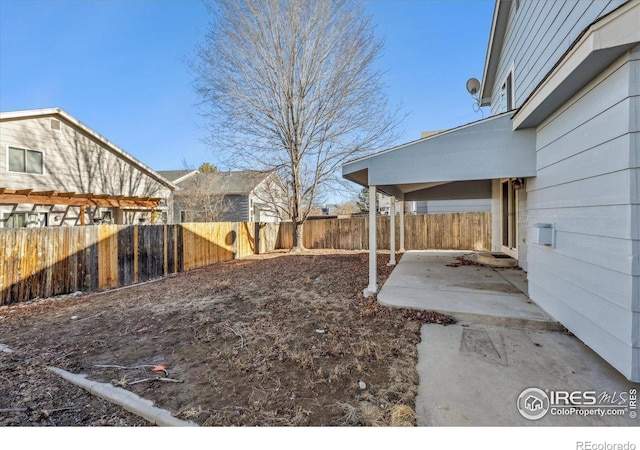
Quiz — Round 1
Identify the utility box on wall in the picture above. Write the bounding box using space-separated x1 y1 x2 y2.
532 223 554 246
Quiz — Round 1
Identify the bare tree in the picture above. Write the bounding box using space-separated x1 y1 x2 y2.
192 0 399 251
336 201 358 216
174 162 232 222
174 173 234 222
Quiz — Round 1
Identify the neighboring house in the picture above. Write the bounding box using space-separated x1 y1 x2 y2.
409 199 492 214
321 204 340 216
0 108 176 227
161 169 287 223
382 190 491 215
377 194 392 215
343 0 640 382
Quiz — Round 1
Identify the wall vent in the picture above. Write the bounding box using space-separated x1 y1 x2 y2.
532 223 555 246
51 119 61 131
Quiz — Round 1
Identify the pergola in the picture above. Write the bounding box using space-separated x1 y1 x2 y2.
0 187 162 225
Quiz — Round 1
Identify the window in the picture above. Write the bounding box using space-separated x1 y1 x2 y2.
101 211 113 224
499 72 514 112
2 212 47 228
4 213 27 228
8 146 44 174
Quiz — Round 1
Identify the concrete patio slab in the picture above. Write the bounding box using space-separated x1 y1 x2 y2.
378 251 562 331
416 322 640 426
378 251 639 426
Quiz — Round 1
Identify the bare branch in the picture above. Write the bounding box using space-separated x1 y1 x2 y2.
190 0 401 248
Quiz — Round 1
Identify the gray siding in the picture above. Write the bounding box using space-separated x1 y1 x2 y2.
526 48 639 381
221 195 250 222
0 115 172 225
415 199 491 214
490 0 627 114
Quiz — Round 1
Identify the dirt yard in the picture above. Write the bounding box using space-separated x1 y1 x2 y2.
0 250 454 427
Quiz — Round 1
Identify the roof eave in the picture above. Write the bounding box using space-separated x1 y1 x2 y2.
172 170 199 185
479 0 511 107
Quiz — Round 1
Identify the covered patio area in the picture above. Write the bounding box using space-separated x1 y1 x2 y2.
342 112 537 296
377 251 562 331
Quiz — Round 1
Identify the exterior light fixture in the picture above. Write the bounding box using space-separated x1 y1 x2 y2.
512 178 523 190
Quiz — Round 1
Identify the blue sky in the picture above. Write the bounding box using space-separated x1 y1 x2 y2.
0 0 494 188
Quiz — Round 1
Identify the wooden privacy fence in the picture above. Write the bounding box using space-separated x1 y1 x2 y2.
0 222 277 306
276 212 491 252
1 213 490 305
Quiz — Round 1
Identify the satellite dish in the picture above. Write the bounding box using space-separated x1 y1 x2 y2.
466 78 481 96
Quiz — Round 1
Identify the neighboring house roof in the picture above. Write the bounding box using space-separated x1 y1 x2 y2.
172 170 274 195
157 170 198 184
0 107 177 191
420 130 445 139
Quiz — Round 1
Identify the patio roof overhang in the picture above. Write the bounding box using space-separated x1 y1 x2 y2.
342 112 536 199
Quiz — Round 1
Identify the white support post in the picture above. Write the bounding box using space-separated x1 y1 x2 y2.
399 200 405 252
388 196 396 266
364 185 378 297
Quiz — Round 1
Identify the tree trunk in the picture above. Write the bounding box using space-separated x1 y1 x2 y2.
291 220 305 252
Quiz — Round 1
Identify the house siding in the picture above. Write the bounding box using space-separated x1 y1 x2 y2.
526 48 640 380
222 195 250 222
249 175 288 222
0 115 173 225
490 0 627 114
414 199 491 214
